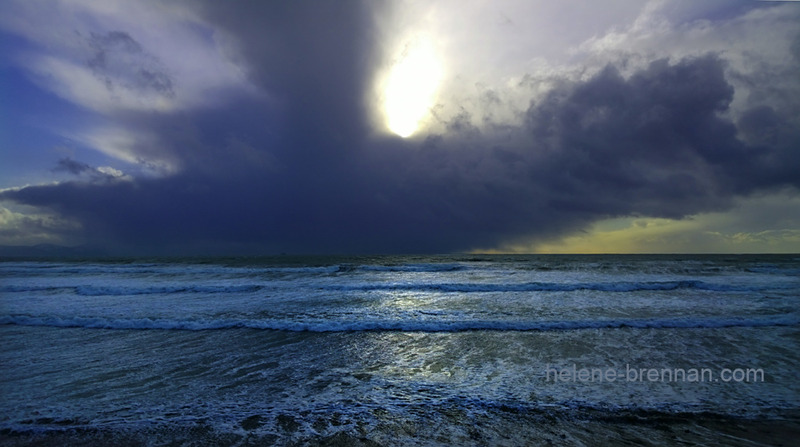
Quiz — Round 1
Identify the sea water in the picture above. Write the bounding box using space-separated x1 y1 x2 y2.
1 254 798 445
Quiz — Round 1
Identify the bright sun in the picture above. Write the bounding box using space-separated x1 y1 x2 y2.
383 36 442 138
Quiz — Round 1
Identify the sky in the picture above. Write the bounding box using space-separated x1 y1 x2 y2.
0 0 799 255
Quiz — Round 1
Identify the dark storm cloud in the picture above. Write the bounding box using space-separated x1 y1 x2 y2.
52 157 125 182
2 2 799 254
53 157 93 176
526 57 743 213
202 1 376 141
0 210 79 244
87 30 175 98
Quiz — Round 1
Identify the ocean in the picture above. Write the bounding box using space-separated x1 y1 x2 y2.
1 254 798 446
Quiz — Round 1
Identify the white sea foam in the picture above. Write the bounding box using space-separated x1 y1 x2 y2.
356 263 468 272
2 314 797 332
324 280 799 293
2 279 796 297
2 254 798 436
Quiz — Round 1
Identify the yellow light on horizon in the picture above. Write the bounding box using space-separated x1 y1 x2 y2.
383 36 442 138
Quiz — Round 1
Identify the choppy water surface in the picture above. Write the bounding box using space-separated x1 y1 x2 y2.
1 254 799 445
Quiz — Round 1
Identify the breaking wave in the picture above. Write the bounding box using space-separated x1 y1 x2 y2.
2 314 797 332
1 284 263 296
326 280 798 293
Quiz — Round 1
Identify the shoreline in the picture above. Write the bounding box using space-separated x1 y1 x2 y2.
3 408 799 447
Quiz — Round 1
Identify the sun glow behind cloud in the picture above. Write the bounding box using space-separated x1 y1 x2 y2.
2 0 799 255
473 192 800 254
381 35 443 137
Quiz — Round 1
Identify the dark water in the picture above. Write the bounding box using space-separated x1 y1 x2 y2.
1 254 799 445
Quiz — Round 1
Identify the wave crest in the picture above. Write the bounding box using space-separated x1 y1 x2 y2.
2 315 796 332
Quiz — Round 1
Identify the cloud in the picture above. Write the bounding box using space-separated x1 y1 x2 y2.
524 191 800 254
1 1 798 254
0 204 83 247
53 157 131 182
1 0 255 114
53 158 94 176
63 126 179 175
23 29 178 113
4 52 799 254
575 1 800 117
86 30 175 99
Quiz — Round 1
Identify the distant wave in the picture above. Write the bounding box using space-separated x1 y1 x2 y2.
746 266 800 276
2 314 796 332
1 284 263 296
3 279 797 296
327 280 799 293
0 262 472 278
0 263 340 277
353 263 467 273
